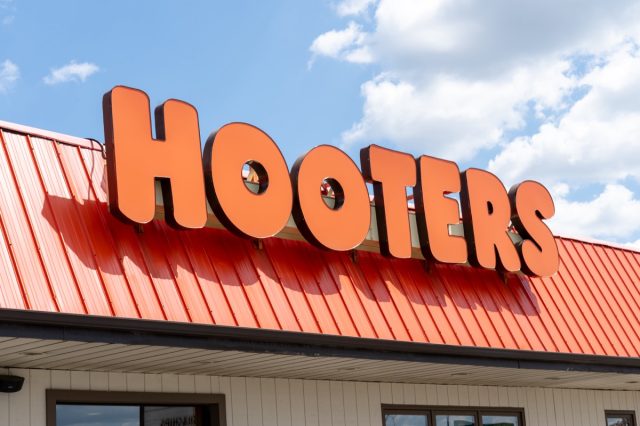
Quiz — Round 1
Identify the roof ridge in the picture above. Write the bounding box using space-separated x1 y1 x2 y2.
556 233 640 254
0 119 103 151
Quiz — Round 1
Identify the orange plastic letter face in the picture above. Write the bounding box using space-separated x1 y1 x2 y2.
509 181 559 277
103 86 207 229
360 145 416 258
414 156 467 264
460 168 520 272
291 145 371 251
204 123 293 239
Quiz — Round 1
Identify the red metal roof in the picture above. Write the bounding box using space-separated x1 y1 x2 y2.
0 121 639 358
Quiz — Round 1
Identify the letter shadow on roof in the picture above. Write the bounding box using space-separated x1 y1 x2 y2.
40 194 542 334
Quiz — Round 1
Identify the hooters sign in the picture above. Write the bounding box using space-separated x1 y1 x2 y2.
103 86 559 277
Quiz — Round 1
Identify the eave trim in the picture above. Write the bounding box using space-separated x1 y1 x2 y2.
1 309 639 374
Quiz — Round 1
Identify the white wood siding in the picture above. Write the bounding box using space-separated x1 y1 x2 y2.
1 367 638 426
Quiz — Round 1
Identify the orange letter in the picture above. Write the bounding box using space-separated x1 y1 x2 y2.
360 145 416 258
460 168 520 272
204 123 292 239
291 145 370 251
509 181 559 277
414 156 467 264
103 86 207 229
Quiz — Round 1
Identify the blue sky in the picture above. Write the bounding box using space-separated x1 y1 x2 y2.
0 1 375 164
1 0 639 247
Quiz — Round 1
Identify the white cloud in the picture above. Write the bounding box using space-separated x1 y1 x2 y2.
319 0 640 73
309 21 373 66
342 59 575 160
0 59 19 93
489 43 640 187
313 0 640 161
335 0 377 17
550 185 640 241
312 0 640 245
43 61 99 85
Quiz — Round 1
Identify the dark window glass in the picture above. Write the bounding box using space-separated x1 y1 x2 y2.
607 413 635 426
482 415 519 426
382 407 522 426
144 406 199 426
57 404 140 426
385 414 429 426
56 404 210 426
435 414 475 426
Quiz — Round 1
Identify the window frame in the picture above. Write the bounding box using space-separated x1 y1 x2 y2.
46 389 226 426
382 404 525 426
605 410 637 426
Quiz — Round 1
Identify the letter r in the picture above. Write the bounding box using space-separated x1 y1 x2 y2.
103 86 207 229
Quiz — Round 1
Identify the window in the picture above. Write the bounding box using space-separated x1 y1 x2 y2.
606 411 636 426
46 390 226 426
383 406 523 426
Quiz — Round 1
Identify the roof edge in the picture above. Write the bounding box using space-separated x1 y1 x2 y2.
1 309 640 375
556 233 640 254
0 120 103 151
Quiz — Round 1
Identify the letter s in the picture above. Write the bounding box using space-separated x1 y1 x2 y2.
509 181 559 277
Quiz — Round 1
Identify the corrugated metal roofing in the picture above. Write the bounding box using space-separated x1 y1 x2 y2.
0 121 639 358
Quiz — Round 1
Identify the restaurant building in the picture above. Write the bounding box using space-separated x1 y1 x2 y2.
0 100 639 426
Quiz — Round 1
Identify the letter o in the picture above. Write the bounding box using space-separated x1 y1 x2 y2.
204 122 292 239
291 145 371 251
